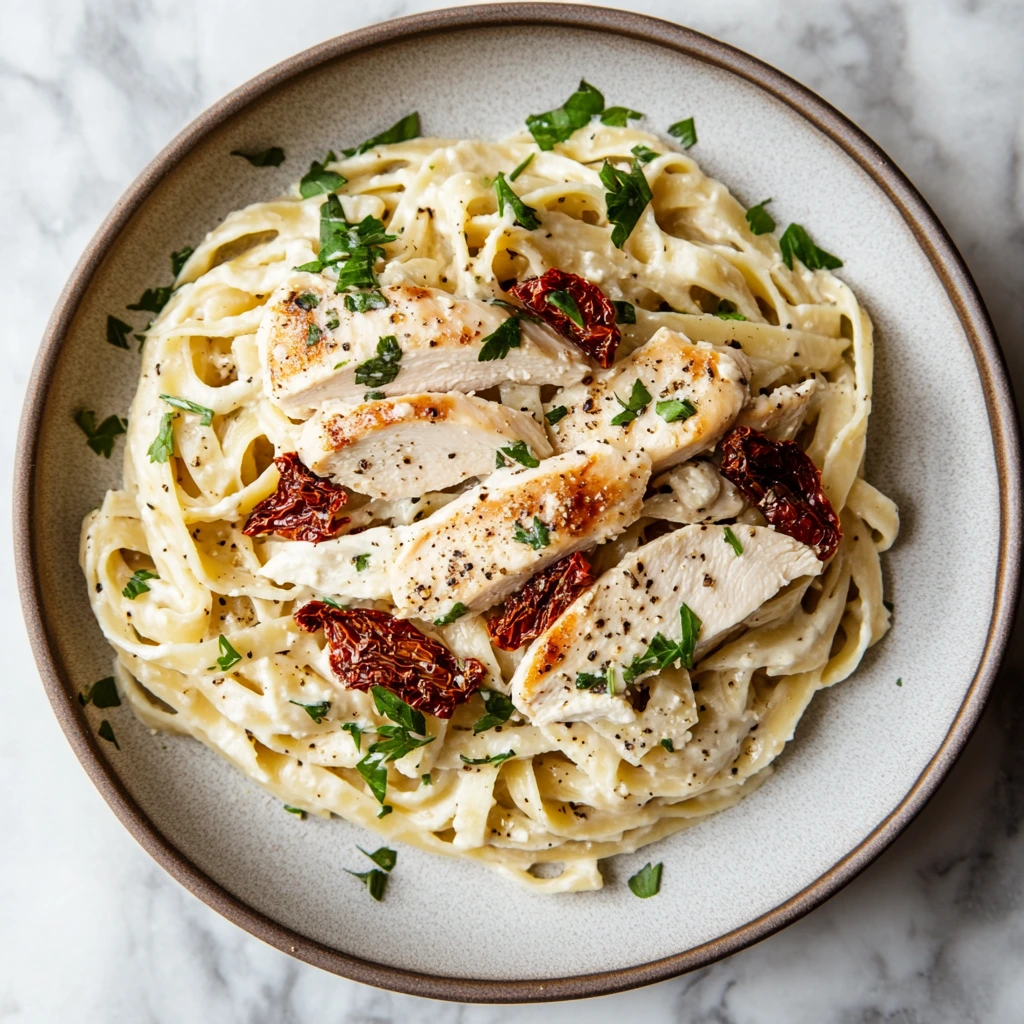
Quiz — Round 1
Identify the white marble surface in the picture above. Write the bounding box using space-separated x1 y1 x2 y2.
2 0 1023 1020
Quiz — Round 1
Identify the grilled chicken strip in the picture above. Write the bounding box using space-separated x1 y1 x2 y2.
388 443 651 621
260 281 591 415
512 523 822 727
545 327 749 473
297 392 552 500
737 379 817 440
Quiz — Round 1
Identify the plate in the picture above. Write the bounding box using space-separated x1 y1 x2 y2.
15 3 1021 1002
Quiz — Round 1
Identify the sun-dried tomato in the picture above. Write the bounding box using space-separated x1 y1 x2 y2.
243 452 349 543
487 552 594 651
295 602 486 718
508 269 621 367
718 426 842 561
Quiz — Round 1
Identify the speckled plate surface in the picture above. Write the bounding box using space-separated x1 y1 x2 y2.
15 3 1021 1003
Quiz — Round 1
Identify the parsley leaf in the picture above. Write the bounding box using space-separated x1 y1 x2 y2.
295 292 319 310
494 172 541 230
354 753 388 803
601 106 643 127
284 805 305 818
433 603 468 627
723 526 744 556
231 146 285 167
576 666 616 695
372 685 427 736
545 405 568 425
344 290 388 313
628 861 662 898
656 397 696 423
678 604 701 669
306 323 322 346
714 299 747 321
352 553 371 572
341 722 363 750
611 378 652 426
473 689 514 734
359 846 397 871
171 246 193 276
545 289 584 327
779 223 843 271
346 867 388 901
335 246 385 292
631 144 660 164
289 700 330 723
321 596 344 609
147 411 176 463
355 688 434 805
325 308 340 330
896 677 903 687
160 393 214 426
299 150 347 198
600 159 653 248
364 391 385 400
75 409 127 458
106 315 133 350
354 335 402 388
612 300 636 324
122 569 158 600
668 117 697 148
509 153 534 181
745 198 775 235
461 750 516 766
661 738 675 752
79 677 121 709
623 603 702 682
498 440 540 468
422 773 431 785
216 635 242 671
97 720 119 749
512 516 550 550
127 286 173 314
477 313 522 362
344 112 420 156
526 80 605 150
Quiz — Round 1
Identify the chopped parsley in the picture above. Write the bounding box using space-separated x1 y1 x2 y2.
896 677 903 687
612 300 636 324
364 391 385 400
231 146 285 167
299 150 347 198
284 805 305 818
493 172 540 231
660 738 674 752
433 603 468 627
76 409 127 458
631 144 660 164
160 393 214 425
623 603 702 682
668 116 697 148
356 686 434 806
512 516 550 550
378 805 393 819
509 153 534 181
341 722 363 751
215 635 242 671
461 750 516 766
545 289 584 327
576 666 615 695
296 196 396 281
343 112 420 156
325 308 340 330
477 313 522 362
122 569 158 600
723 526 744 556
611 378 652 426
473 689 515 734
127 286 173 314
422 773 431 785
714 299 747 321
628 861 662 898
352 553 371 572
545 405 568 425
321 596 345 609
359 845 397 871
525 80 605 150
656 397 696 423
745 198 775 236
289 700 330 724
106 315 133 350
344 290 388 313
497 440 540 468
171 246 193 276
305 323 321 346
600 158 653 248
346 867 388 901
147 412 176 463
97 720 119 749
779 223 843 271
79 676 121 709
601 106 643 127
354 335 402 388
335 245 385 292
295 291 320 310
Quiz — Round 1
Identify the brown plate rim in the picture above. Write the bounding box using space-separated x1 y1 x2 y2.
14 2 1023 1004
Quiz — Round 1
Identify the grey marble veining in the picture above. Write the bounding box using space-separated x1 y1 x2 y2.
2 1 1023 1021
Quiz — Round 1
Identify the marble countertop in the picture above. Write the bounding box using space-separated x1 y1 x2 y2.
3 1 1023 1020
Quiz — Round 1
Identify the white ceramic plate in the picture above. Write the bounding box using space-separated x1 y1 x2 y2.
16 4 1020 1002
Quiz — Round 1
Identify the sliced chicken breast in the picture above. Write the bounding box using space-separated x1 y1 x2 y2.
512 523 822 727
545 327 749 473
738 379 817 440
297 392 551 499
642 460 745 524
259 280 590 416
389 443 651 621
258 525 397 600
